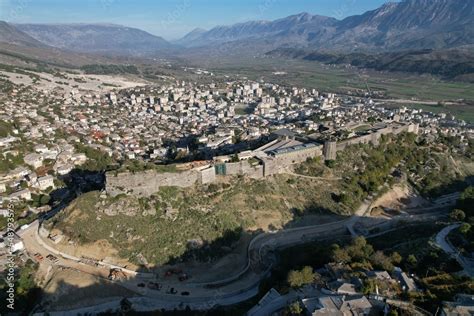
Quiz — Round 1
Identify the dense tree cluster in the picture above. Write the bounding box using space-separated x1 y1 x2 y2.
339 133 417 209
448 186 474 257
331 237 401 272
75 143 114 171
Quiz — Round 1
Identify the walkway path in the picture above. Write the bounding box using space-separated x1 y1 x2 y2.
285 171 342 181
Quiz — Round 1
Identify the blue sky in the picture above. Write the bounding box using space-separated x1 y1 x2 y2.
0 0 393 39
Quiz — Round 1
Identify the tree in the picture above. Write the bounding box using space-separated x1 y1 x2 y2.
325 160 335 168
450 209 466 222
390 252 402 265
407 254 418 268
39 194 50 206
388 309 399 316
288 301 303 315
370 251 394 272
459 223 471 235
331 244 351 263
458 186 474 216
287 266 315 288
362 279 376 295
347 237 374 262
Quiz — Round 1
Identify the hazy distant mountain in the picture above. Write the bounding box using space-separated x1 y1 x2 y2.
0 21 46 48
0 21 141 68
16 23 174 57
178 0 474 52
174 28 207 45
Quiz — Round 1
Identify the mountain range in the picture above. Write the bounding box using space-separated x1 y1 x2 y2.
1 0 470 57
0 0 472 77
177 0 473 52
14 23 173 57
0 21 104 67
0 21 46 48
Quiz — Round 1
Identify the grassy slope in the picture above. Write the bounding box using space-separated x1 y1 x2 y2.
48 174 344 266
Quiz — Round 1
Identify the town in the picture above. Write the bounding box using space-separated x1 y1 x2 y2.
0 67 473 314
0 76 470 203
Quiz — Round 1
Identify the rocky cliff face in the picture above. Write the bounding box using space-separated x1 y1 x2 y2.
178 0 474 52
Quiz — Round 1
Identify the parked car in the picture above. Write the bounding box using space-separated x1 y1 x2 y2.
46 254 59 263
167 287 178 294
147 282 162 290
178 273 190 282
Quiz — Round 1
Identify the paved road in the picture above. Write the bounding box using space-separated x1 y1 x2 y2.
434 224 474 277
22 217 352 313
373 99 458 106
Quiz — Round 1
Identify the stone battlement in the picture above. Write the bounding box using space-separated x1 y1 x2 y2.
105 123 418 197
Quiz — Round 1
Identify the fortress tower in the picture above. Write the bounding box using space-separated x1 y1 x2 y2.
323 141 337 161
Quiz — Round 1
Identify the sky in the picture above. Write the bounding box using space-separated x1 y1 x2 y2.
0 0 392 40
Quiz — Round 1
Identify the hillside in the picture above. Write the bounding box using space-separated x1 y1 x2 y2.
0 21 46 48
4 0 472 61
15 23 174 57
330 0 474 51
266 48 474 81
45 133 473 267
47 174 344 266
0 21 105 67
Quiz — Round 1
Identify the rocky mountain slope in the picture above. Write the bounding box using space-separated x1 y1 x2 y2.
0 21 148 68
15 23 174 57
178 13 337 48
0 21 46 48
178 0 474 52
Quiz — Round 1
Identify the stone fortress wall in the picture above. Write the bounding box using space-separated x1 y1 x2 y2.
106 169 200 197
324 122 419 160
222 161 265 179
106 122 419 197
